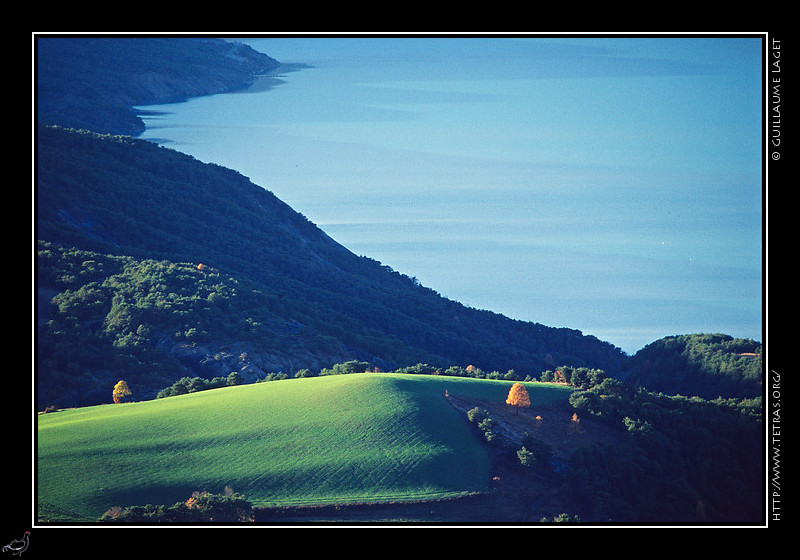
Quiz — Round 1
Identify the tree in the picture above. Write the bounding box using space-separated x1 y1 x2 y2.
113 380 131 403
506 382 531 414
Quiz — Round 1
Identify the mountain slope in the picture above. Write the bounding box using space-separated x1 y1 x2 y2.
36 125 627 407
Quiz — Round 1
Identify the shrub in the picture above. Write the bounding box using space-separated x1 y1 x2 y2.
541 513 581 523
320 360 372 376
517 446 536 468
467 406 488 424
226 371 243 386
467 407 500 443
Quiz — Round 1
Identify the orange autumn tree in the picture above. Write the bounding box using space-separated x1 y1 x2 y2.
505 382 531 414
113 380 132 403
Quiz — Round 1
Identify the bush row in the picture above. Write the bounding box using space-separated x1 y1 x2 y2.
156 372 243 398
99 488 253 523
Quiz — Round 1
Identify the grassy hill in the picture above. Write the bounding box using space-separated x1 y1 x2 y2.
37 374 573 522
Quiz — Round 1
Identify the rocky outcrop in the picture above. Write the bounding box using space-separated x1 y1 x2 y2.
166 341 354 384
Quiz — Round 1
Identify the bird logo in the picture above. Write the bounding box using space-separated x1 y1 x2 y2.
2 532 29 556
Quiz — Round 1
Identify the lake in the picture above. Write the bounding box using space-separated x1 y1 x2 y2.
136 36 763 354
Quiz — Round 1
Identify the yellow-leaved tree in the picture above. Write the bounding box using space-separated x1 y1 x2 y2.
505 382 530 414
113 380 132 404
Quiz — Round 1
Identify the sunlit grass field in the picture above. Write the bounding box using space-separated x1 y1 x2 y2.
37 373 572 522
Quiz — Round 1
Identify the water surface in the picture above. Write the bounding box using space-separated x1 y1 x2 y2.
137 36 763 354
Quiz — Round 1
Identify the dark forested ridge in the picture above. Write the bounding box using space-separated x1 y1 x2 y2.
36 36 279 136
622 334 762 400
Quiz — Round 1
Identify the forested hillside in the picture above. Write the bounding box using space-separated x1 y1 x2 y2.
566 376 762 522
36 125 627 408
623 334 762 399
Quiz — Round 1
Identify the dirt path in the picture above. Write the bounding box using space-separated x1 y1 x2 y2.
446 393 624 462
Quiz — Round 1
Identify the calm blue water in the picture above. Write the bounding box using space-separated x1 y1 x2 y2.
137 36 763 354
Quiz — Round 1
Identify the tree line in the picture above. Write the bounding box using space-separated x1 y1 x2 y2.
149 360 611 402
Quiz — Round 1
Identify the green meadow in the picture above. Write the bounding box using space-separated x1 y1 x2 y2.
37 373 572 522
